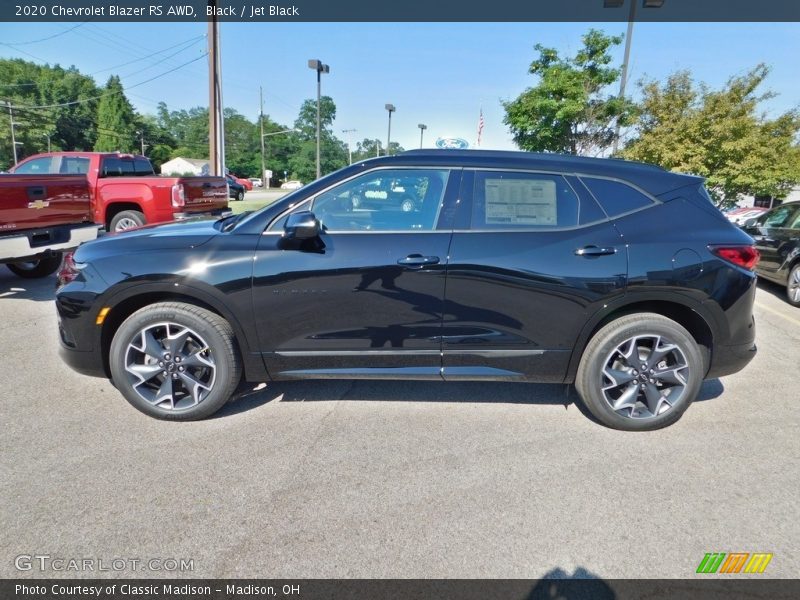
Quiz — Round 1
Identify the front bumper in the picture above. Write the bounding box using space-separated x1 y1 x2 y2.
58 341 107 379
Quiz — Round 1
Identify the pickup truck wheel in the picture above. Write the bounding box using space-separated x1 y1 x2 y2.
7 253 63 278
236 190 245 202
575 313 702 431
110 210 145 232
109 302 242 420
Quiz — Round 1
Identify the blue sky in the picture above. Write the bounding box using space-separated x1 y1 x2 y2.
1 21 798 152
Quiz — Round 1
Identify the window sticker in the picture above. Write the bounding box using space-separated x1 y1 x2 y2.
484 178 557 225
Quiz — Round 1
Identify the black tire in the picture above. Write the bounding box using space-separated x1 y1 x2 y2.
575 313 703 431
109 210 146 232
786 264 800 307
236 190 245 202
109 302 242 421
7 253 63 278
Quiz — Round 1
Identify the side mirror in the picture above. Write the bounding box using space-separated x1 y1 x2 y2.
284 211 320 240
743 218 757 228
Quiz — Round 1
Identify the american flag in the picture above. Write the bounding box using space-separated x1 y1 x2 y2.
477 108 485 147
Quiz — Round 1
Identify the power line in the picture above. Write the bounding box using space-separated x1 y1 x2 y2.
0 35 205 92
0 22 90 46
89 35 206 76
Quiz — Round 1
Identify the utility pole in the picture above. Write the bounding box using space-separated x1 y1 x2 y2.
45 133 51 153
418 123 427 148
342 128 356 164
260 86 266 186
5 101 19 165
208 3 224 176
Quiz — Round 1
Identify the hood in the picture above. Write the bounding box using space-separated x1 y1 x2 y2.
74 219 220 262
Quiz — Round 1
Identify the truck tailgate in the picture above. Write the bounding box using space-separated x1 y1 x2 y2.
0 174 91 230
180 177 229 214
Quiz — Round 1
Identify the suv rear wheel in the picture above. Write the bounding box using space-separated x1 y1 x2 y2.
576 313 702 431
109 302 242 420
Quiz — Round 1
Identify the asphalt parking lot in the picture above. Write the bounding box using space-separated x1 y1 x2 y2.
1 270 798 579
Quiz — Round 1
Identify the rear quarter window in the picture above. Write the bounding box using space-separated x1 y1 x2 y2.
580 177 655 217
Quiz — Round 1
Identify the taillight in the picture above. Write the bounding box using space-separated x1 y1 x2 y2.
709 245 760 271
56 252 80 287
171 183 185 208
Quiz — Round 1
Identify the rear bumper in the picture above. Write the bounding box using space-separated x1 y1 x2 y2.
173 207 232 221
706 341 757 379
0 223 99 262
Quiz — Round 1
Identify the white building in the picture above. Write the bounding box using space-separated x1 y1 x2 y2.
160 157 210 176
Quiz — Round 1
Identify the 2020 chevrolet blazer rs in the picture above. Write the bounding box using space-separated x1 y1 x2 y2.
56 150 758 430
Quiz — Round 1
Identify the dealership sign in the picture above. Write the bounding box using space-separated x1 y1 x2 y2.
435 137 469 149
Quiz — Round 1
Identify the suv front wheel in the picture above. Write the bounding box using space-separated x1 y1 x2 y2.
109 302 242 420
576 313 703 431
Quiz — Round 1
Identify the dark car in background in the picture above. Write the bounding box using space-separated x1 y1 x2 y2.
226 174 246 201
56 150 758 430
350 174 421 212
742 201 800 306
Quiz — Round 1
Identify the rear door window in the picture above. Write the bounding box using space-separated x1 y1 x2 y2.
59 157 90 174
580 177 655 217
470 171 579 229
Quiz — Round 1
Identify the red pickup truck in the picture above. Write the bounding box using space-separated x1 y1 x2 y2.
11 152 230 232
1 174 99 278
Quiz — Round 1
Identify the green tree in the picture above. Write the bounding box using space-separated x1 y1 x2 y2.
94 75 137 152
352 138 404 163
622 65 800 206
290 96 347 181
503 29 635 156
0 59 100 169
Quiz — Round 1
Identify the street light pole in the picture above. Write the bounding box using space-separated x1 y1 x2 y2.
385 103 395 156
260 86 266 187
607 0 665 155
342 128 356 164
308 59 330 179
418 123 427 148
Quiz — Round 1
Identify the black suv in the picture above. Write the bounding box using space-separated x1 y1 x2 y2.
56 150 758 430
742 201 800 306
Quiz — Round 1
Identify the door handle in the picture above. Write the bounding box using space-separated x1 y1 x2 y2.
397 254 440 266
575 245 617 257
27 186 46 200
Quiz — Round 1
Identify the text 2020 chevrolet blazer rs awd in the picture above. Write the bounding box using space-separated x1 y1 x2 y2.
56 150 758 430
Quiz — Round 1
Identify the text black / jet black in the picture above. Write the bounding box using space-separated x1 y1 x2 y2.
56 150 758 430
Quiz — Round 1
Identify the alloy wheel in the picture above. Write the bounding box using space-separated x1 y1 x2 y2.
789 268 800 303
600 334 689 420
114 217 140 231
124 322 216 410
